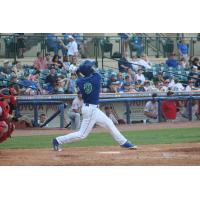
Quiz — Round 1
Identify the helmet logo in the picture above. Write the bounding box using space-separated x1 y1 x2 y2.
84 82 93 94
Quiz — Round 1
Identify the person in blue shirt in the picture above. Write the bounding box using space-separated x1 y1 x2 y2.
177 39 188 61
166 53 178 68
52 60 137 151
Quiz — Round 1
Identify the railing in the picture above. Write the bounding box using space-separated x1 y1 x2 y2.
16 93 200 128
0 33 200 64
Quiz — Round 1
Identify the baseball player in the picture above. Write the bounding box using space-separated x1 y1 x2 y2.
52 60 137 151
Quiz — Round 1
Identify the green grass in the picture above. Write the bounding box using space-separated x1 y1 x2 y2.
0 127 200 149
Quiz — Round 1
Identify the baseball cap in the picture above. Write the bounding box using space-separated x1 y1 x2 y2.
68 35 74 39
152 93 157 98
3 60 9 64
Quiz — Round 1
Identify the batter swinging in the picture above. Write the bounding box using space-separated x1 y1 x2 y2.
52 60 137 151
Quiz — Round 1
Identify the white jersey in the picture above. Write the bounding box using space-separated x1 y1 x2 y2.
144 101 158 118
67 41 78 56
136 74 145 84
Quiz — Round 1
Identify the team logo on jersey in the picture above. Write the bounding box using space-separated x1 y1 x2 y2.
84 82 93 94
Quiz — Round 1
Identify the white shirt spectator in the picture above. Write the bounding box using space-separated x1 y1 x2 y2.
136 74 145 84
67 41 78 56
173 83 184 92
185 85 192 92
69 64 78 73
134 59 152 70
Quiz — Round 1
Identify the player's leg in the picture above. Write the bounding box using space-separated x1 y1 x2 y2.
95 109 137 149
74 113 81 130
53 106 96 150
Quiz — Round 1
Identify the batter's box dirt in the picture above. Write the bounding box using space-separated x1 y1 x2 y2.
1 143 200 166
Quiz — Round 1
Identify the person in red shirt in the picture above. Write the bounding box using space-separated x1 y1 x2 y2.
161 90 177 121
0 96 15 143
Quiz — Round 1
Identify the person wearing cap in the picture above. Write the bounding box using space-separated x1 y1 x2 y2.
166 53 178 68
69 91 83 130
144 93 158 123
135 68 145 84
161 90 177 121
59 35 78 63
185 80 194 92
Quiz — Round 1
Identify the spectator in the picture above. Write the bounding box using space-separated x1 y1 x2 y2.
69 91 83 130
45 68 58 91
188 66 200 87
178 57 189 69
69 56 78 73
191 57 200 70
44 53 52 69
29 70 40 82
160 79 170 92
12 61 24 77
126 67 136 83
181 100 198 120
63 55 71 72
60 35 78 63
177 39 188 61
153 72 165 83
172 79 184 92
53 75 66 94
38 113 48 127
1 60 13 76
135 68 145 84
185 80 195 92
118 51 132 73
108 74 119 93
144 93 158 123
116 72 124 92
104 106 119 125
135 53 152 70
52 54 63 69
135 79 145 92
33 52 47 70
67 73 77 94
122 75 136 93
166 53 178 68
143 80 157 92
161 90 177 122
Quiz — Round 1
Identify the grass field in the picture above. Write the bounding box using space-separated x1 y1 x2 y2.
0 127 200 149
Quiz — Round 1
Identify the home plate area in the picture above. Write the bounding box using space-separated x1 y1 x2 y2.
1 143 200 166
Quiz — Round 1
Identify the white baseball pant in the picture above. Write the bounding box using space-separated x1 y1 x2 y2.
56 104 127 145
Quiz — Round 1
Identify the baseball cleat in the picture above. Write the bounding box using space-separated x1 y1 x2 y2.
121 141 137 150
52 138 62 151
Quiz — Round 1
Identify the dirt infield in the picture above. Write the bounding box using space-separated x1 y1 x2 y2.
0 121 200 166
1 143 200 166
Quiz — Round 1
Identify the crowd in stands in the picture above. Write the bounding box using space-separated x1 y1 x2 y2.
0 34 200 97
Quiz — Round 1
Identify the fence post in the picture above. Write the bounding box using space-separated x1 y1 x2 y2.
125 102 131 124
59 104 65 128
33 104 38 127
188 96 193 121
158 99 162 122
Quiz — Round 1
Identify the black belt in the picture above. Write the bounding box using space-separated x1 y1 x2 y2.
85 103 99 108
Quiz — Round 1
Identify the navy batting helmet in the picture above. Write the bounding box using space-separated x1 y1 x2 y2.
78 60 96 76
